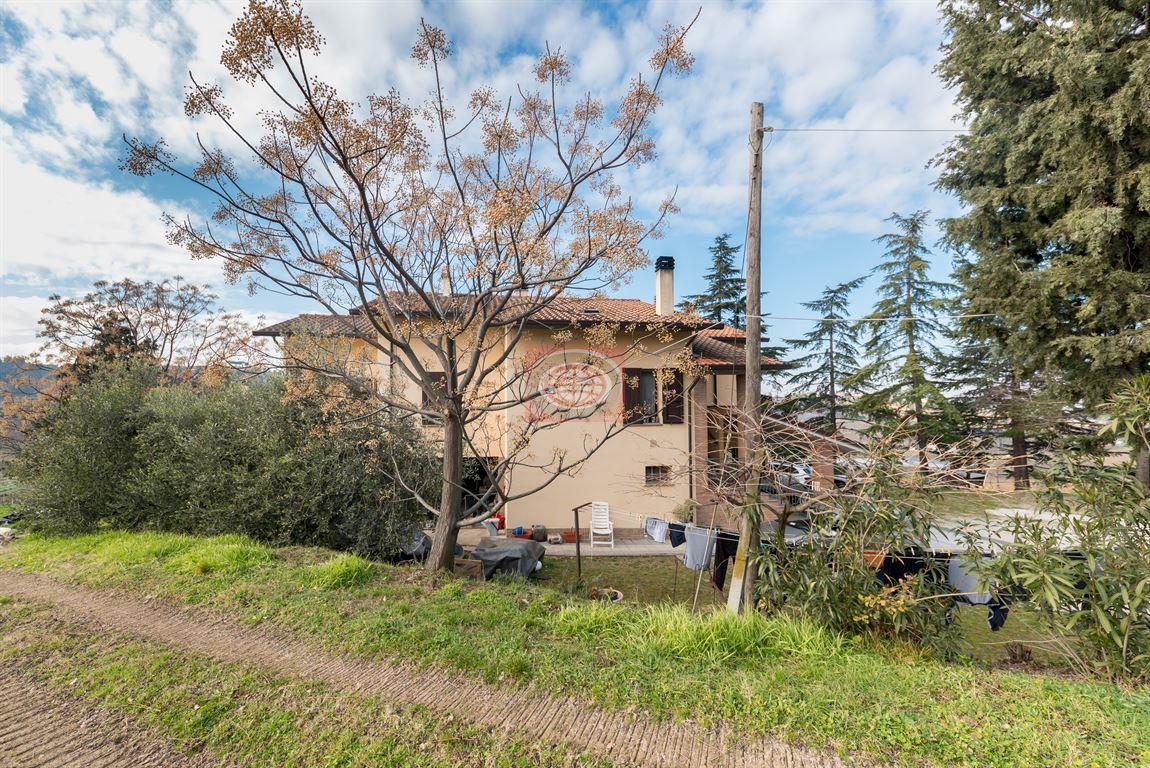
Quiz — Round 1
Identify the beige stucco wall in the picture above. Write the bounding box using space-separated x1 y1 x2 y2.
498 326 695 530
362 323 699 531
503 415 692 531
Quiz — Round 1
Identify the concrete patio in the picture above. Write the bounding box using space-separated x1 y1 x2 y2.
541 536 679 557
456 526 678 557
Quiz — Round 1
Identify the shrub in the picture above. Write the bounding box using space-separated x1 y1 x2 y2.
755 450 961 657
968 455 1150 681
11 362 157 533
13 366 438 559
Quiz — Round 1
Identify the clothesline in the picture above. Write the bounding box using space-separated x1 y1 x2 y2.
597 504 735 531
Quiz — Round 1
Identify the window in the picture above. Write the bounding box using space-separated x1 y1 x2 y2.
622 368 685 425
645 465 672 485
421 372 447 426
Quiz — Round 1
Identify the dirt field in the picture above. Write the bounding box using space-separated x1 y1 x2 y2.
0 666 222 768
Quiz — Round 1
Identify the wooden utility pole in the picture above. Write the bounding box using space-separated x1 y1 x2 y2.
726 102 765 614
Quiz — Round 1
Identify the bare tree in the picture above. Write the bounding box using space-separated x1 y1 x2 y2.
34 277 255 380
123 0 698 569
1 277 257 449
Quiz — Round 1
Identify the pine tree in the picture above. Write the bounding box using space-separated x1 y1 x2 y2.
783 276 865 434
682 234 744 326
849 211 959 467
936 1 1150 407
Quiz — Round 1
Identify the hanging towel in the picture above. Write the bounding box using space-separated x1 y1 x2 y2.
683 525 716 571
668 522 687 548
710 531 741 590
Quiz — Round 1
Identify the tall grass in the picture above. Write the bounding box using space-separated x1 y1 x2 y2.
165 535 276 576
307 554 376 589
550 603 846 664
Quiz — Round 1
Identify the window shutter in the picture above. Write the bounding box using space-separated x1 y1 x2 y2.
663 369 684 424
622 368 641 424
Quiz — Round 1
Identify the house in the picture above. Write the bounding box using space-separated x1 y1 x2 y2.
254 259 786 532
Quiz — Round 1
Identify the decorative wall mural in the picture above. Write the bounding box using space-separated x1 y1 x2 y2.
531 349 617 419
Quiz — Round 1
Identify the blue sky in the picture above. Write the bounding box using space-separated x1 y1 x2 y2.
0 0 963 356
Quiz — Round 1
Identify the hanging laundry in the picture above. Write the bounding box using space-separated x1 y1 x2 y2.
668 522 686 548
947 554 991 604
643 516 669 544
682 525 716 571
986 598 1010 632
877 547 932 584
945 553 1011 631
710 531 740 590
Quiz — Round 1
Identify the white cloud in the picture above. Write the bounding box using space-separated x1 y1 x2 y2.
0 294 49 356
1 0 961 336
0 151 221 285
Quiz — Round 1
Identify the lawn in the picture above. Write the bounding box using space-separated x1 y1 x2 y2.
0 599 614 768
542 554 728 609
1 531 1147 768
923 489 1035 517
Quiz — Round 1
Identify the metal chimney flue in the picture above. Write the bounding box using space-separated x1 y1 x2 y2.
655 256 675 315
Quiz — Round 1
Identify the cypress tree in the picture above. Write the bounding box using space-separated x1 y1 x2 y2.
848 211 959 467
682 233 745 326
936 0 1150 407
784 276 865 434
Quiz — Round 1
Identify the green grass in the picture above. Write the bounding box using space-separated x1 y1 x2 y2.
307 553 376 589
2 531 1147 767
923 489 1035 517
544 555 1062 668
0 602 616 768
542 554 728 608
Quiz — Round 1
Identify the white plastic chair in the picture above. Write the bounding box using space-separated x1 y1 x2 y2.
589 501 614 548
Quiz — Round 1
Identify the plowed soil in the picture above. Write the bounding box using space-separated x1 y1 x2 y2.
0 667 221 768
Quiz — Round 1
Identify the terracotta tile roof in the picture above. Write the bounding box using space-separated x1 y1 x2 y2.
690 334 786 370
255 295 709 336
359 293 708 327
252 314 374 337
698 325 745 340
253 297 787 370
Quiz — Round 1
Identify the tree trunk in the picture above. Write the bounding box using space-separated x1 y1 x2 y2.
1010 423 1030 490
428 410 464 572
1008 373 1029 490
914 398 928 474
1137 448 1149 488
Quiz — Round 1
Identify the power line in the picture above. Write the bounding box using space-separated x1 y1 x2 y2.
766 127 970 134
745 312 996 324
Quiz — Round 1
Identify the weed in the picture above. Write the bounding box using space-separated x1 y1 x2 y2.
551 604 845 664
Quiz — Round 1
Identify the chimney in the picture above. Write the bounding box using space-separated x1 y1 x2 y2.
654 256 675 315
440 265 452 295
